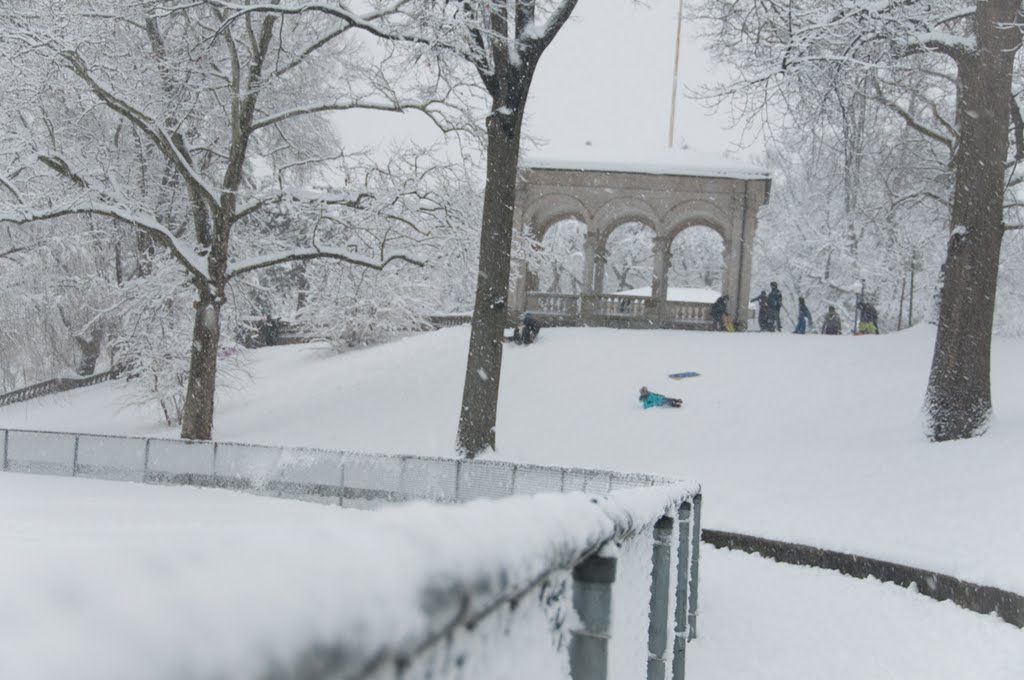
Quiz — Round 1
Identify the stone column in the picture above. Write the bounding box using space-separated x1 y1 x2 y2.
582 231 599 295
651 235 671 303
509 196 529 316
730 180 765 330
721 232 738 312
592 239 608 295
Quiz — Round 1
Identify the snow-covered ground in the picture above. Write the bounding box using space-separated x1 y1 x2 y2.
3 324 1023 677
3 324 1021 595
690 547 1024 680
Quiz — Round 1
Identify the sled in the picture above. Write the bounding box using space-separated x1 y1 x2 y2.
668 371 701 380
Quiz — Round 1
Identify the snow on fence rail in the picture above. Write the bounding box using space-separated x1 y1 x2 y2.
0 427 702 680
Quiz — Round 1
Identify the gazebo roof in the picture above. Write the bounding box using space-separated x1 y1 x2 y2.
520 145 770 181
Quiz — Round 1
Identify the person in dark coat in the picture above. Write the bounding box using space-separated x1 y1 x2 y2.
857 301 879 334
822 305 842 335
511 313 541 344
767 282 783 332
794 297 812 334
751 290 770 331
710 295 730 331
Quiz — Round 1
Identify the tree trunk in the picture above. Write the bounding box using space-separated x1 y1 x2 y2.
73 329 102 376
456 110 524 457
180 294 222 440
925 0 1020 441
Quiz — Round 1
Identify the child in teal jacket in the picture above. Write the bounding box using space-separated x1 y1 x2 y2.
639 386 682 409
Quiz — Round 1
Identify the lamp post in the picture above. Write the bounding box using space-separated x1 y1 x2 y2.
668 0 684 148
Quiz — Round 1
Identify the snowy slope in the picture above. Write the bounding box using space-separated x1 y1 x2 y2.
2 325 1023 595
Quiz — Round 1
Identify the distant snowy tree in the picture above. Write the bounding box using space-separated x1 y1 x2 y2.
604 223 655 292
536 220 586 294
669 227 724 292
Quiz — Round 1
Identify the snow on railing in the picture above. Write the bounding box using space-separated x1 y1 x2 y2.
0 427 702 680
526 293 713 331
0 371 115 408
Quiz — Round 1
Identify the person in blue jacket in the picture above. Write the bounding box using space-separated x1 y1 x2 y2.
639 386 682 408
794 297 812 334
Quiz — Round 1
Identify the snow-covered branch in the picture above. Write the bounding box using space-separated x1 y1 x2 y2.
58 51 221 210
206 0 455 53
0 204 209 283
868 83 955 150
0 173 25 203
252 98 455 131
520 0 580 56
906 31 975 61
227 247 422 280
233 189 374 223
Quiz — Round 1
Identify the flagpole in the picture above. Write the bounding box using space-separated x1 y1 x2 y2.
668 0 684 148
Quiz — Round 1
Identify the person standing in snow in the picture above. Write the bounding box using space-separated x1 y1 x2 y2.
794 297 812 334
857 301 880 334
767 282 783 332
822 305 842 335
639 386 682 408
710 295 730 331
751 290 770 331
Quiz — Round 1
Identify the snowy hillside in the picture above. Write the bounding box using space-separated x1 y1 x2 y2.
2 325 1023 596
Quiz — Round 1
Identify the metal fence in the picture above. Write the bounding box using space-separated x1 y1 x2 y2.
0 427 702 680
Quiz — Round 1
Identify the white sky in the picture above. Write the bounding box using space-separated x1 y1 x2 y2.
524 0 748 155
334 0 761 162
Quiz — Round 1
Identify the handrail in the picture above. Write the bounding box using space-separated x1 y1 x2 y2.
703 530 1024 629
0 371 114 408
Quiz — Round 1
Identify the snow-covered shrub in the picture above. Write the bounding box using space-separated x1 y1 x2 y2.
295 263 432 349
110 264 193 426
111 260 245 426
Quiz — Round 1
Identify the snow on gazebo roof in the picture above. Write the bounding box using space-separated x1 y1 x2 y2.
520 144 770 181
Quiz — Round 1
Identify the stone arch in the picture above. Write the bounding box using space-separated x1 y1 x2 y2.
591 197 660 240
661 200 732 241
524 193 591 241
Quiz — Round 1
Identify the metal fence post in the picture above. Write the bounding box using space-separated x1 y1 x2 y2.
647 515 675 680
570 550 617 680
671 501 692 680
688 494 702 641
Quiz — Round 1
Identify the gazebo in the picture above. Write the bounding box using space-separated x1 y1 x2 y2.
509 147 771 330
